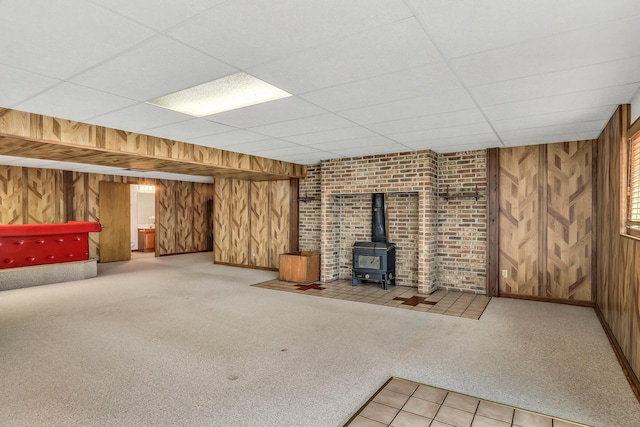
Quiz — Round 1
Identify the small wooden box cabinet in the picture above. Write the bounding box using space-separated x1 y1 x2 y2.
138 228 155 252
279 251 320 283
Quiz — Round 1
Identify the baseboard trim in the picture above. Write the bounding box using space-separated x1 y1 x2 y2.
213 261 278 272
594 306 640 403
499 293 595 307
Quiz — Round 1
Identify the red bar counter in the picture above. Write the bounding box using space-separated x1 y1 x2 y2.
0 221 102 269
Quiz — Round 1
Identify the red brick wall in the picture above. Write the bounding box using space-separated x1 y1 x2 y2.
436 151 487 293
299 149 488 294
298 166 321 251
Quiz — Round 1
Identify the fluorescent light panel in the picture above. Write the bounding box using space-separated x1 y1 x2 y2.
147 72 291 117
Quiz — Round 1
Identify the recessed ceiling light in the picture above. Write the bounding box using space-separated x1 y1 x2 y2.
146 72 291 117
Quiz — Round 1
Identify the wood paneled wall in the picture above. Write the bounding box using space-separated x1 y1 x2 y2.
0 108 306 180
498 141 594 302
0 166 64 224
596 105 640 388
214 177 296 270
0 164 213 260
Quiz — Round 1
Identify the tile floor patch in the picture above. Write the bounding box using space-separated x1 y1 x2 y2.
344 377 590 427
254 280 491 320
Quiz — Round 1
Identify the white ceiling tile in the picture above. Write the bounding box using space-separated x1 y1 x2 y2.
340 89 476 125
205 97 326 128
406 0 640 58
482 84 640 121
402 134 500 151
249 114 354 138
220 139 299 154
498 120 607 141
188 130 268 148
248 18 442 94
452 15 640 87
0 65 60 107
15 82 138 122
71 36 237 101
300 63 462 111
502 131 602 147
276 153 331 164
168 0 412 68
492 106 616 132
368 109 487 135
310 136 399 151
252 145 323 157
0 0 154 79
470 56 640 107
89 0 227 31
328 143 409 158
141 119 234 141
429 140 503 154
284 126 378 145
86 103 192 132
389 122 495 143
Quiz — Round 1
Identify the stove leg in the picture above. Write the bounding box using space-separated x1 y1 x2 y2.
352 274 358 287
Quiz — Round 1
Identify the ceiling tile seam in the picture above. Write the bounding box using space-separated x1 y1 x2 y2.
444 11 640 61
478 82 640 109
379 120 490 138
401 0 505 148
87 0 227 35
491 104 620 123
353 107 482 127
464 54 640 90
495 118 612 134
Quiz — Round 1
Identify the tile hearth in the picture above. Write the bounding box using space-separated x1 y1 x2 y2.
346 378 588 427
253 280 490 320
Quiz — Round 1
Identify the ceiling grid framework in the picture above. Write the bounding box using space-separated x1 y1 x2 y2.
0 0 639 175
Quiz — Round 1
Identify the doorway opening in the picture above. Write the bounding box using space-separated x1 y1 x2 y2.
131 184 156 257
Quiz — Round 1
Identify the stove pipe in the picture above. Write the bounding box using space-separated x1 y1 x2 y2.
372 193 386 243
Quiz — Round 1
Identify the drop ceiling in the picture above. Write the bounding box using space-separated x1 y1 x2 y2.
1 0 640 176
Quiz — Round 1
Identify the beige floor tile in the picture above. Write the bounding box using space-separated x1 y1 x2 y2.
402 396 440 418
359 401 400 425
385 378 418 396
471 414 511 427
434 405 474 427
443 392 480 413
373 389 411 409
389 410 432 427
348 415 387 427
513 409 553 427
413 385 447 404
476 401 514 423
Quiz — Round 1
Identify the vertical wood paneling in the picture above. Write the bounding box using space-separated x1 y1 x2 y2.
157 179 177 256
596 105 640 387
214 178 231 263
0 109 31 137
176 181 194 253
250 181 270 267
192 183 212 252
0 165 24 224
546 141 592 300
499 145 541 296
487 148 500 297
269 180 291 269
25 168 62 223
43 117 96 146
230 179 250 265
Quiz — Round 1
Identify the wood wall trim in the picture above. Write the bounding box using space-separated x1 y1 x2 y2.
595 306 640 403
499 293 595 307
538 145 548 296
486 148 500 297
0 108 306 181
591 140 598 302
63 170 73 222
213 261 278 272
290 178 300 253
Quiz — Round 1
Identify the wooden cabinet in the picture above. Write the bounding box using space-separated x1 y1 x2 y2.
279 251 320 283
138 228 155 252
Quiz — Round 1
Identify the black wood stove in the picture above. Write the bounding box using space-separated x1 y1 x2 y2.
352 193 396 289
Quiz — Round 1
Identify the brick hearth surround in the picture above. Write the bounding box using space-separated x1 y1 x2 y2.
299 149 487 295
